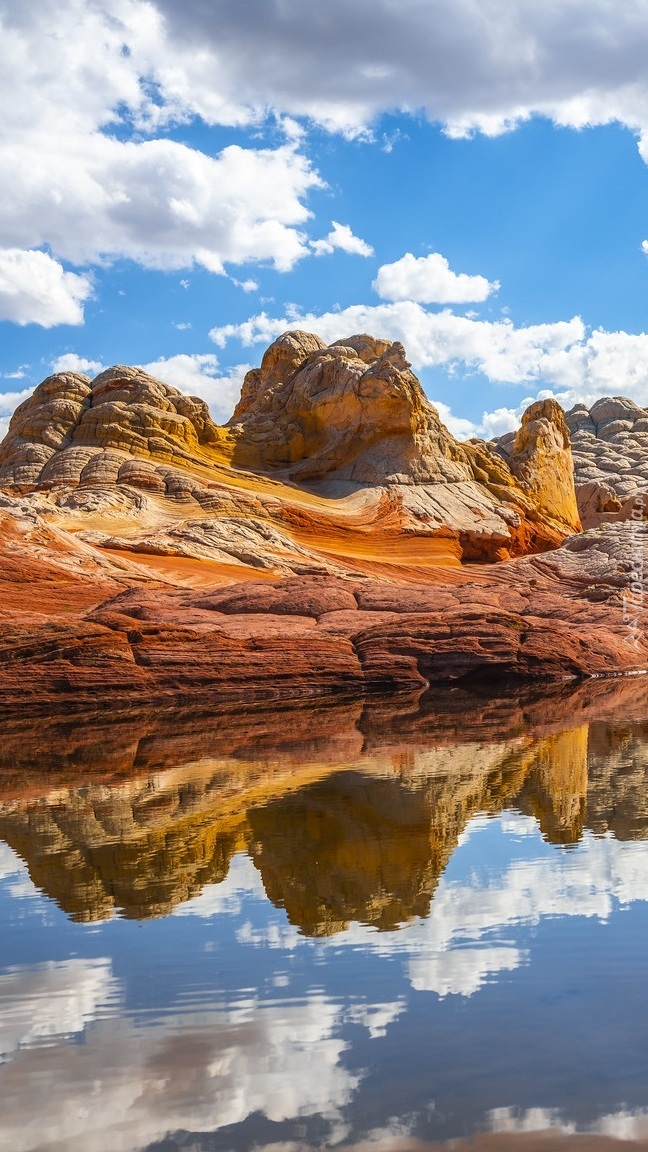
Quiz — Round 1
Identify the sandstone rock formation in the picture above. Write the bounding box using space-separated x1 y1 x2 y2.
500 398 580 528
0 519 644 715
0 334 580 583
0 332 643 711
497 394 648 528
0 364 232 491
229 331 470 483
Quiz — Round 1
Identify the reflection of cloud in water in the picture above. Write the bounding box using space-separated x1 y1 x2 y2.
346 998 406 1039
369 814 648 995
0 842 25 880
0 981 363 1152
222 813 648 997
3 812 648 1148
172 851 265 918
491 1104 648 1141
0 843 38 901
0 958 118 1060
408 945 522 998
398 815 648 996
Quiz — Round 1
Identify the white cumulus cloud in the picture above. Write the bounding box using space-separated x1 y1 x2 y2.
374 252 498 304
2 136 320 274
311 221 374 258
51 354 105 376
4 0 648 315
0 249 91 327
208 300 586 384
144 0 648 143
0 3 322 279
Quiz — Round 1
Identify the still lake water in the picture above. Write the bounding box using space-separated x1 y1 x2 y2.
2 678 648 1152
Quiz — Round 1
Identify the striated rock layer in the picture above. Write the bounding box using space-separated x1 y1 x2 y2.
0 333 580 578
0 331 644 710
0 520 645 714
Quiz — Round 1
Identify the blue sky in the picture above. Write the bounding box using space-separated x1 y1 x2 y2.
4 0 648 439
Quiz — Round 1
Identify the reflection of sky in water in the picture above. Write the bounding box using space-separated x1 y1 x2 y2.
3 810 648 1150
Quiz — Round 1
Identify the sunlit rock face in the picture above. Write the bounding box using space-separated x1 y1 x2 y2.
504 399 581 532
229 332 471 484
0 334 643 712
497 395 648 529
229 331 581 544
0 365 231 492
0 332 579 576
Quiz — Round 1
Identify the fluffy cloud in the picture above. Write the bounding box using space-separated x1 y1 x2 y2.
5 0 648 307
311 221 374 258
308 811 648 997
2 135 320 274
462 328 648 439
210 300 648 436
0 3 322 278
231 278 259 293
143 0 648 140
51 354 105 376
208 300 587 383
374 252 498 304
0 249 91 327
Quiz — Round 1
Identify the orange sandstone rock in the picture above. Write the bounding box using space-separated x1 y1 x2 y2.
0 330 640 712
0 332 580 575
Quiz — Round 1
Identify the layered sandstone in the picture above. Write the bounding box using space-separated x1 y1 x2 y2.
497 395 648 528
0 332 643 710
0 520 644 716
0 334 580 582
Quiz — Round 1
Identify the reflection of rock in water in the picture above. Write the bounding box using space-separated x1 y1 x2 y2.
0 678 646 926
0 741 531 926
516 727 589 845
248 772 439 935
0 772 248 921
248 746 531 935
586 721 648 841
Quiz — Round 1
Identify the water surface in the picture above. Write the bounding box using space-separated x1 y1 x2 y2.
1 679 648 1152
